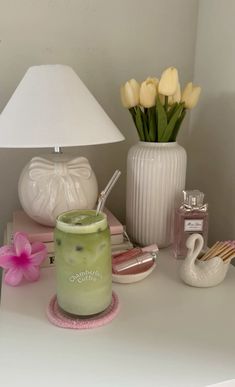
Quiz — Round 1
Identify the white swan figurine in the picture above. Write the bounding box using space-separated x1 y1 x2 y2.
180 233 231 287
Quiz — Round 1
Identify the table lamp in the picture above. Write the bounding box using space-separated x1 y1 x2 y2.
0 65 124 226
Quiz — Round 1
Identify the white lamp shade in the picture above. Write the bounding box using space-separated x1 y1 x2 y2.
0 64 124 148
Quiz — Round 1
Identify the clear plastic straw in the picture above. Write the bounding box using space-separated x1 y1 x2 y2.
96 170 121 215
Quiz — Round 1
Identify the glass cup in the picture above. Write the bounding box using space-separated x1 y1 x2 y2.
54 209 112 316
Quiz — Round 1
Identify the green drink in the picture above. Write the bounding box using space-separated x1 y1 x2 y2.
55 209 112 316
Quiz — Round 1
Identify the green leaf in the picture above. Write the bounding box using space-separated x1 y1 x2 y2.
129 108 140 138
135 107 145 141
129 107 145 141
167 103 178 122
148 107 156 142
164 96 169 113
156 96 167 141
129 107 136 123
141 110 150 141
170 108 187 141
160 103 184 142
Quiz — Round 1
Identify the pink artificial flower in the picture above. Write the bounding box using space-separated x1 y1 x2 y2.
0 232 47 286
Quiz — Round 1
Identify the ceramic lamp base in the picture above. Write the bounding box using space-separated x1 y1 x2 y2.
18 153 98 226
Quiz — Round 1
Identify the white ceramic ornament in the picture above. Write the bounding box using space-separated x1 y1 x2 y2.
180 233 231 287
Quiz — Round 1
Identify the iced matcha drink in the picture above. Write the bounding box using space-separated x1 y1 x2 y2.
55 209 112 316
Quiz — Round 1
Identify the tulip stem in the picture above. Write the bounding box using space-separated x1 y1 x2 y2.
165 96 168 112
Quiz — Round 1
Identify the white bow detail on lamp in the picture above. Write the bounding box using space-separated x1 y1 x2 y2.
19 156 96 225
0 65 125 226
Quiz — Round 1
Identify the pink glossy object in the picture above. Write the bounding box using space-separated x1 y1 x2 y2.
112 244 158 274
0 232 47 286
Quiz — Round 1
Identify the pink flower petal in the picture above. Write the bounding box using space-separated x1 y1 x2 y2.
23 265 40 282
4 267 23 286
30 242 47 265
14 232 31 256
31 241 45 254
0 245 15 256
0 254 15 269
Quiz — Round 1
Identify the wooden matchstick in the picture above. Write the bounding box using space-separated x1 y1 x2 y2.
201 241 222 261
199 239 235 263
213 244 233 258
224 254 235 262
219 246 235 259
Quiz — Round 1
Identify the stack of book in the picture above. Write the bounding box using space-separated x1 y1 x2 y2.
4 209 133 267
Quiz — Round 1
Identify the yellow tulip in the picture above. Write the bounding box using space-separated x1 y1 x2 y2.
120 78 140 108
168 83 181 105
181 82 201 109
145 77 159 90
158 66 179 96
140 78 157 108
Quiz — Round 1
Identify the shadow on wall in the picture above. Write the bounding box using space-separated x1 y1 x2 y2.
186 93 235 245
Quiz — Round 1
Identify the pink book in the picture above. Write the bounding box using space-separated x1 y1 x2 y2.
13 208 123 243
13 211 54 242
103 208 123 235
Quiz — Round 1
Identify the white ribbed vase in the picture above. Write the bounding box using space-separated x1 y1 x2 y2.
126 142 187 248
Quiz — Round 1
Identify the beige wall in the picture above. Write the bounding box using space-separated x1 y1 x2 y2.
0 0 198 240
186 0 235 244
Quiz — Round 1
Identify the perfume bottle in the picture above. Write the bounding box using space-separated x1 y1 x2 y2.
173 190 208 259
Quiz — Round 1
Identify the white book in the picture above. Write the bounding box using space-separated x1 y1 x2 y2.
111 233 124 245
42 254 56 268
111 240 133 256
5 222 13 244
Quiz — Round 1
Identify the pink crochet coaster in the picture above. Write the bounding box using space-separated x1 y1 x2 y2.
47 292 120 329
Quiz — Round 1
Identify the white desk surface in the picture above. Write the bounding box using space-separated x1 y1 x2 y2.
1 249 235 387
